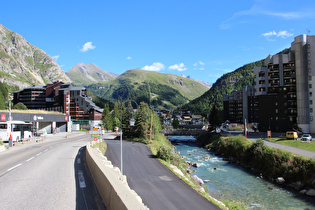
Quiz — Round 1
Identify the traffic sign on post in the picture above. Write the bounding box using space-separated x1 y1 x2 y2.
89 130 102 135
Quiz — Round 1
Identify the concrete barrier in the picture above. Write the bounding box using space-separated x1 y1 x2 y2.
85 144 148 210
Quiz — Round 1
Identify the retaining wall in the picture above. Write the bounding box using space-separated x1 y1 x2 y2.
85 144 148 210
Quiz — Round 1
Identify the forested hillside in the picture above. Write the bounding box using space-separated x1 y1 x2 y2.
181 60 265 116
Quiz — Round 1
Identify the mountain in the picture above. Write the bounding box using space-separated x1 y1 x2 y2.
181 60 265 116
87 69 209 109
66 63 118 86
0 24 71 90
180 74 212 88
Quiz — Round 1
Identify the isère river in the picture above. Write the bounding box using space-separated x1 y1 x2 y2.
169 136 315 210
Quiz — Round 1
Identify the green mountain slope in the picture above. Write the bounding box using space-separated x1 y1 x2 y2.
87 69 209 109
181 60 265 116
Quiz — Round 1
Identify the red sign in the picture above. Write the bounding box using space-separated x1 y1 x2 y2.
65 116 68 121
1 114 6 121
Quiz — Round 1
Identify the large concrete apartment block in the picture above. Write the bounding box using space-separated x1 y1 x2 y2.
225 34 315 133
292 34 310 132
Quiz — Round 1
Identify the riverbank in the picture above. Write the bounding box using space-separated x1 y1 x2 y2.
174 141 315 209
196 132 315 198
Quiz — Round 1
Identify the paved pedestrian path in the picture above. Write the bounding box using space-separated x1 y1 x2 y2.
247 132 315 159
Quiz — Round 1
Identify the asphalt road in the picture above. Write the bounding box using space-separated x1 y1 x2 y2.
0 133 105 210
104 138 221 210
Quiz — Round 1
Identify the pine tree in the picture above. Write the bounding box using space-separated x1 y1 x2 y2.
102 103 113 131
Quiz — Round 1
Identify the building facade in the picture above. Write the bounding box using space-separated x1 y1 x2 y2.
254 34 315 133
13 82 103 122
223 86 257 124
223 34 315 133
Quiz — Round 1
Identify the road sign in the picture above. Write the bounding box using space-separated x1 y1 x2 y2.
89 130 102 135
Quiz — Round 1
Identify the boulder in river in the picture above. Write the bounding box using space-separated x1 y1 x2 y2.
192 163 200 168
276 177 285 184
306 189 315 197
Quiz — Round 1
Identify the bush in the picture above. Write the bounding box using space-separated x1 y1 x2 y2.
206 135 315 185
12 102 27 110
156 145 175 162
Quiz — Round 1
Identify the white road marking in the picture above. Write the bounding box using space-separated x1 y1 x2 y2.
43 149 48 153
8 163 22 171
36 152 42 156
26 157 35 162
78 170 86 188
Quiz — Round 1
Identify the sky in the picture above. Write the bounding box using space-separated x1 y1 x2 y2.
1 0 315 84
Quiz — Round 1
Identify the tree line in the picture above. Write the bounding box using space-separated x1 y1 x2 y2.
102 101 162 140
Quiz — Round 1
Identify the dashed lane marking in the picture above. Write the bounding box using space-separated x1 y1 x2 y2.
36 152 42 157
7 163 22 172
26 157 35 162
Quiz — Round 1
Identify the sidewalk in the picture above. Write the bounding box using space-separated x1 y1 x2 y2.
247 132 315 159
261 140 315 159
0 131 86 153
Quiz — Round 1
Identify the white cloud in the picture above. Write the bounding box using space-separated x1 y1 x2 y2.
199 61 205 65
168 63 187 71
262 30 293 40
193 63 198 67
52 55 59 61
126 56 132 60
142 62 165 71
80 42 96 52
220 3 315 29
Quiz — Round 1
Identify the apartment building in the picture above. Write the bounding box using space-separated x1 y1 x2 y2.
13 82 103 122
254 34 315 133
223 86 257 124
223 34 315 133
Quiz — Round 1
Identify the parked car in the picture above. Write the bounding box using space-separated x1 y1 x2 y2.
301 134 312 141
286 131 298 140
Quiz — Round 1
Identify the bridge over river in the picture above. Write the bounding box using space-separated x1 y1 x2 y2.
161 129 207 137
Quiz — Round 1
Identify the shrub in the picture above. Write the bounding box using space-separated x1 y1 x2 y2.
156 145 176 162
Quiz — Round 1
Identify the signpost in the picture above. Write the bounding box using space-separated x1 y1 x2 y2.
89 127 102 146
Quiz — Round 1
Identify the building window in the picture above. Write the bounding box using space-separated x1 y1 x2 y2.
311 108 313 113
310 84 313 89
310 92 313 97
309 76 312 81
259 72 265 77
259 80 265 84
311 100 313 105
309 68 312 73
311 116 313 121
308 52 311 57
309 60 311 65
259 87 266 92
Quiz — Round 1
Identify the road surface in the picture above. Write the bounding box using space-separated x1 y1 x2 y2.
105 138 221 210
0 133 105 210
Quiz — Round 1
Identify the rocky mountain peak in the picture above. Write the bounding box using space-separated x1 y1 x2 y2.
0 24 71 89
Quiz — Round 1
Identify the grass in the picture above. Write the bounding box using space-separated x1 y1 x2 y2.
92 141 107 155
267 138 315 152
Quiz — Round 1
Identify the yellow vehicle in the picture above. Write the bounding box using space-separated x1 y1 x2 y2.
286 131 298 140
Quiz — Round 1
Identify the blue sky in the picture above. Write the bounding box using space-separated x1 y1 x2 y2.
1 0 315 83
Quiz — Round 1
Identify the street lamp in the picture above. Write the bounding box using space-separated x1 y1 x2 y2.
120 100 138 175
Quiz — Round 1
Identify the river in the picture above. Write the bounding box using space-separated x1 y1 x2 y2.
169 136 315 210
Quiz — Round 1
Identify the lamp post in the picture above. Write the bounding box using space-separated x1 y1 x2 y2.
120 100 138 175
